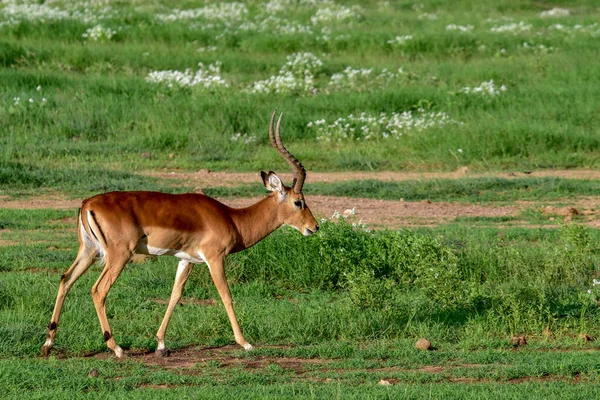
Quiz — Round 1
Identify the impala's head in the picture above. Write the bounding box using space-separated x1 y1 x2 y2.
261 110 319 237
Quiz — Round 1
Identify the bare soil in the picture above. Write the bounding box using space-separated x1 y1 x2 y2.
145 168 600 187
82 345 582 385
3 170 600 229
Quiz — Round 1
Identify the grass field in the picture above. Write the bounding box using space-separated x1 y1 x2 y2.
2 0 600 398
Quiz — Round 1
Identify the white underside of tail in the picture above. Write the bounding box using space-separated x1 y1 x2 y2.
83 211 106 264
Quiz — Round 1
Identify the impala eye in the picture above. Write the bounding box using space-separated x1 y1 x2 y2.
294 200 303 209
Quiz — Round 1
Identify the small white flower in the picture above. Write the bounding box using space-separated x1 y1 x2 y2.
457 148 463 153
539 8 570 18
29 98 34 103
446 24 474 32
36 85 42 92
460 80 506 97
387 35 413 45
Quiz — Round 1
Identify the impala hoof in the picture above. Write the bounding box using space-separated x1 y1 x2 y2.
41 345 52 357
155 348 171 357
243 343 254 351
114 346 125 359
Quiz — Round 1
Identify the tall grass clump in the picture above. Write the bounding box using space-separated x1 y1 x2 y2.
228 220 600 336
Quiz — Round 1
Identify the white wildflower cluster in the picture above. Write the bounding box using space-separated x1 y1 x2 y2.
324 208 369 230
446 24 474 32
238 15 314 36
230 133 257 145
9 85 47 110
145 62 228 90
284 51 323 74
246 52 322 94
82 24 117 42
152 2 363 42
549 23 600 37
387 35 413 45
519 41 556 54
265 0 334 13
197 46 217 53
485 16 514 24
538 8 570 18
309 110 461 142
310 4 364 25
316 26 353 43
459 80 507 97
155 2 248 23
586 278 600 294
328 66 406 92
0 2 115 25
418 13 438 20
490 21 531 34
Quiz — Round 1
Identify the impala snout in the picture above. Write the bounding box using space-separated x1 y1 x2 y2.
303 224 319 237
301 210 319 236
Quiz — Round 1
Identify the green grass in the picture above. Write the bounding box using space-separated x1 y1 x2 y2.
3 0 600 397
1 0 599 172
2 208 600 397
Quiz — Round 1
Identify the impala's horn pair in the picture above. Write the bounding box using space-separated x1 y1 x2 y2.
269 109 306 194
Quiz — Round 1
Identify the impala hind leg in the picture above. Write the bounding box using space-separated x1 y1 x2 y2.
155 260 194 357
41 247 97 357
207 256 253 350
91 250 131 358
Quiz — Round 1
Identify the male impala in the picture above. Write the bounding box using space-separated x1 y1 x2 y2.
41 110 319 358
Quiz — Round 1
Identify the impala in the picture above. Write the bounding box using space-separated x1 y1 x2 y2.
41 110 319 358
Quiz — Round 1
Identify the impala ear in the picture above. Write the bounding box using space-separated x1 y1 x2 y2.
261 171 284 193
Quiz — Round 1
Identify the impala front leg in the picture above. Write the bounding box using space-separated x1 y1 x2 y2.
207 255 253 350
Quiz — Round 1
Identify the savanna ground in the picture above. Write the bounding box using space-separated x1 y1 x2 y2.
2 0 600 398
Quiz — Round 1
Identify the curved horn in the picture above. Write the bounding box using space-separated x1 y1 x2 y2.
268 110 306 193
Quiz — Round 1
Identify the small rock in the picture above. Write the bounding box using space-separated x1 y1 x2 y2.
420 199 432 205
511 335 527 347
88 368 99 378
141 152 152 159
415 338 432 350
197 169 211 175
194 187 204 194
169 153 175 159
378 379 392 386
581 333 593 342
565 207 580 222
455 166 470 175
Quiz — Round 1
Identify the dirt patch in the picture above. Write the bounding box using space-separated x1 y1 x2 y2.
145 169 600 188
0 238 19 246
0 198 80 209
223 195 517 229
90 345 320 373
5 194 600 229
3 171 600 229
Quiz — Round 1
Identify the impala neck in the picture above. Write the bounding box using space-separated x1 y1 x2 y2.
230 194 283 251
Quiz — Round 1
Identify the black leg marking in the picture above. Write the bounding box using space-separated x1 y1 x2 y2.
48 321 57 331
103 331 111 341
